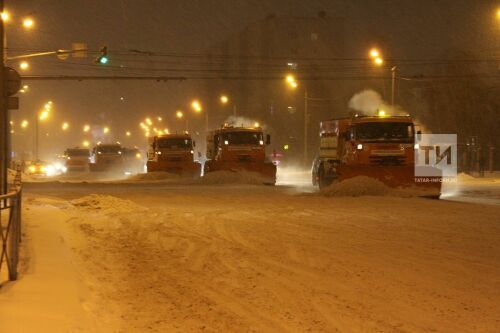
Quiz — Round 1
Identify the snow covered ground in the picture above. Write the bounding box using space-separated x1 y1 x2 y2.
1 172 499 332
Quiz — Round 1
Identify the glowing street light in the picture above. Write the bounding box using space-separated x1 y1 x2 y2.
19 61 29 70
374 57 384 66
103 127 109 134
220 95 229 104
83 124 90 132
145 117 153 126
39 110 49 120
191 100 202 112
21 120 29 128
126 131 131 137
286 74 298 89
157 117 162 122
62 122 69 130
22 17 34 29
1 11 10 22
369 48 380 58
82 140 90 148
176 110 183 119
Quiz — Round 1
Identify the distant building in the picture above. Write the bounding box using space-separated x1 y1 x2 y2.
198 12 346 163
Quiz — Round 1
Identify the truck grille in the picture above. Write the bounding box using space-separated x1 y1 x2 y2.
369 155 406 166
237 155 252 162
167 157 182 162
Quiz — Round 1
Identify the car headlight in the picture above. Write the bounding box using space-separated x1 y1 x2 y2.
357 143 363 150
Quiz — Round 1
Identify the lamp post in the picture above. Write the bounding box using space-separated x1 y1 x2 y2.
286 74 328 165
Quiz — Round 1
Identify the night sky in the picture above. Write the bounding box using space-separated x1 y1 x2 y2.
6 0 499 159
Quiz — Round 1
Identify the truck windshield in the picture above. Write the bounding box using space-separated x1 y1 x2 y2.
157 138 192 149
97 145 121 154
222 132 263 145
66 149 89 157
354 122 414 142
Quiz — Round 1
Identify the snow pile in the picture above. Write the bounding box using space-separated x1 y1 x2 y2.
126 172 180 181
321 176 390 197
70 194 145 213
198 170 269 185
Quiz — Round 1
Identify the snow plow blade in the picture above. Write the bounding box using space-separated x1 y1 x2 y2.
336 165 442 195
147 161 201 177
205 161 277 185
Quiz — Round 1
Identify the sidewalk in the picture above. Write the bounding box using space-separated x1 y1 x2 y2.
0 203 99 333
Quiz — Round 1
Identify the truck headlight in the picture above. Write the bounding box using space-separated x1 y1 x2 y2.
357 144 363 150
224 140 229 145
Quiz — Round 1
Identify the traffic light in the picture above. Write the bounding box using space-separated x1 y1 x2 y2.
95 46 108 64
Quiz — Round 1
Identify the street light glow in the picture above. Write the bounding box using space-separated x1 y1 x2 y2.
374 57 384 66
83 140 90 147
19 61 29 70
176 110 183 119
369 48 380 58
286 74 298 89
220 95 229 104
103 127 110 134
146 118 153 126
191 100 202 112
21 120 28 128
83 124 90 132
62 122 69 130
39 110 49 120
1 11 10 22
22 17 34 29
126 131 131 136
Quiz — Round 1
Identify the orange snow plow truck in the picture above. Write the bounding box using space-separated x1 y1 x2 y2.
146 133 201 176
204 124 276 184
312 114 442 194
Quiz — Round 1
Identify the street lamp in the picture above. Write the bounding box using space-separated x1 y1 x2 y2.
21 120 28 128
83 124 90 132
176 110 189 131
0 11 10 22
126 131 131 137
22 17 34 29
220 95 228 104
368 47 397 105
62 122 69 131
103 126 110 134
286 74 329 165
191 99 207 131
19 61 29 70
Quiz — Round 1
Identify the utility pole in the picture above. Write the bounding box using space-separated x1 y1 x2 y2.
391 66 397 105
0 0 7 194
303 90 308 166
34 113 39 160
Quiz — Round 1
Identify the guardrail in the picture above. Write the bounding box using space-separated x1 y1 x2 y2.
0 166 22 282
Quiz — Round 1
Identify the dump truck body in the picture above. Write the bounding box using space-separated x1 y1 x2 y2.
64 148 90 172
89 144 124 172
204 125 276 184
146 134 201 176
312 115 442 194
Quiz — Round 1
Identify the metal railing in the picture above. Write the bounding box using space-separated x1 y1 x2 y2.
0 165 22 282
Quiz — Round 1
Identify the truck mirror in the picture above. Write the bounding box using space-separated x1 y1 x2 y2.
416 130 422 142
266 134 271 145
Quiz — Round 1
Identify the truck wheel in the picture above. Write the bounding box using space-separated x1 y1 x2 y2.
318 168 334 189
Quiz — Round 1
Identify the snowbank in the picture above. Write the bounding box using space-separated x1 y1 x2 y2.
126 171 180 181
70 194 146 213
320 176 390 197
197 170 269 185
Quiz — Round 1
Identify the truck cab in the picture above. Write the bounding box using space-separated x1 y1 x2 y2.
89 143 124 172
146 133 201 176
64 147 90 172
204 124 276 184
313 113 441 193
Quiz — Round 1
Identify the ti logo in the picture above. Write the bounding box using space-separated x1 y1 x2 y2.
415 134 457 181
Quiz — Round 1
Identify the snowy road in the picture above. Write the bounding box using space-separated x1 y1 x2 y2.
1 179 500 332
